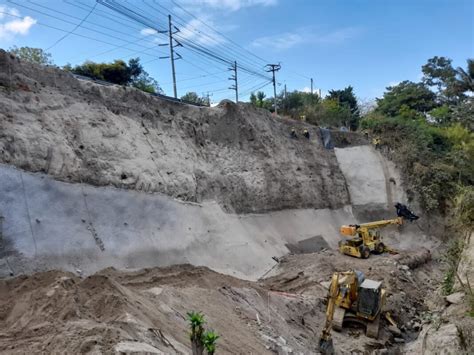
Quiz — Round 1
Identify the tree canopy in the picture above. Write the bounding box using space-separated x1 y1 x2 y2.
65 58 162 94
9 46 53 65
375 81 437 116
180 92 209 106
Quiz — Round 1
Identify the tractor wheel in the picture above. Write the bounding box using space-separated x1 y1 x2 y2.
360 246 370 259
375 242 385 254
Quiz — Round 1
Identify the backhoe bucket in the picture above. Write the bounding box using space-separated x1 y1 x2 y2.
319 338 334 355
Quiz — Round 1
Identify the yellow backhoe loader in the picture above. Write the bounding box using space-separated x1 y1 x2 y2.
338 203 419 259
338 217 403 259
319 270 385 354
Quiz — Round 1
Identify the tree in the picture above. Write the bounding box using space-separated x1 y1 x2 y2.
455 58 474 94
132 72 163 94
256 91 266 108
376 81 437 117
422 56 457 96
181 92 208 105
249 92 257 106
67 57 162 94
327 86 360 130
9 46 53 65
319 98 352 127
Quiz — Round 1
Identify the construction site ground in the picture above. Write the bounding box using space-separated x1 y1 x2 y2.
0 247 449 354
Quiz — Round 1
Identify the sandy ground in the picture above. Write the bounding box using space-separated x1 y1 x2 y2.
0 248 444 355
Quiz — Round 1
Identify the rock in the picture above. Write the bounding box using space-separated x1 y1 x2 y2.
394 337 405 343
445 292 465 305
320 281 331 289
398 265 410 271
412 322 422 331
388 325 402 336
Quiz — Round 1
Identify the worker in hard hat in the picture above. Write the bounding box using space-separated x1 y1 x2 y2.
290 128 297 139
303 129 310 139
372 137 381 149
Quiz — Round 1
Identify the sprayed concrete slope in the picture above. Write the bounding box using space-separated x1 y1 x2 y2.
0 145 433 280
0 164 356 280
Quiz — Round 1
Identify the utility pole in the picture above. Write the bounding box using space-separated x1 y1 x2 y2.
159 16 182 98
265 63 281 114
168 15 177 98
310 78 313 95
161 15 182 99
228 61 238 103
284 83 287 112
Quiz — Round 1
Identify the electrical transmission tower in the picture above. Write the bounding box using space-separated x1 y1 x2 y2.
228 61 238 103
265 63 281 114
159 15 182 98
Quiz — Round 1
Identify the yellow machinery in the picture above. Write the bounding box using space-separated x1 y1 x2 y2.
319 270 385 354
338 217 403 258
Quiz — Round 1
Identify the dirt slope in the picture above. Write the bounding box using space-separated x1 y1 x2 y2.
0 249 441 355
0 49 350 214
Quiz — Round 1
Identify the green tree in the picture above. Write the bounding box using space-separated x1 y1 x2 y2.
422 56 457 96
375 81 437 117
327 86 360 130
256 91 266 107
68 58 162 94
250 92 257 106
319 98 352 127
455 58 474 94
181 92 208 105
132 73 162 94
9 46 53 65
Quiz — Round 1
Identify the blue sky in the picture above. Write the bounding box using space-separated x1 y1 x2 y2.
0 0 472 103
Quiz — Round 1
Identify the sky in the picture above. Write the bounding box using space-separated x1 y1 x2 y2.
0 0 472 104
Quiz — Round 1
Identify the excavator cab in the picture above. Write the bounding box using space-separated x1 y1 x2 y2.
357 279 383 318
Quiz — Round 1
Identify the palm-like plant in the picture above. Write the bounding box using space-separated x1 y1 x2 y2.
187 311 205 355
203 330 220 355
456 59 474 93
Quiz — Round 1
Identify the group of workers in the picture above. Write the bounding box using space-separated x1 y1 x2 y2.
290 128 310 140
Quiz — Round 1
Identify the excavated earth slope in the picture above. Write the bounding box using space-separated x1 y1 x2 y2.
0 49 349 214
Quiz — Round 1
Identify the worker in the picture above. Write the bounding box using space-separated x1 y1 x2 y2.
290 128 297 139
372 137 381 149
303 129 310 139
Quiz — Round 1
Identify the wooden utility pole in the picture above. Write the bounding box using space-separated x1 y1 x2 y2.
265 63 281 114
311 78 313 95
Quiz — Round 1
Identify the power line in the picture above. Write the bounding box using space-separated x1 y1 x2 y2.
45 2 98 50
143 0 268 72
170 0 269 66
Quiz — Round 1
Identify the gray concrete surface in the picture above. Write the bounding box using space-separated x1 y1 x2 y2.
0 164 356 280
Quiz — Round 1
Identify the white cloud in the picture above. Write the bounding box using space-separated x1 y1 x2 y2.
0 6 36 40
179 0 277 12
179 18 227 46
140 28 158 36
251 32 303 50
301 86 326 97
251 27 362 51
